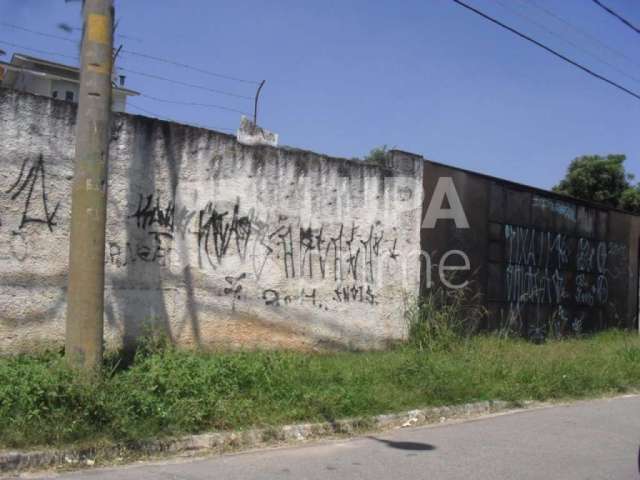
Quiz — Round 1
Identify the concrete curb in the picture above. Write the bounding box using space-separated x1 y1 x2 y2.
0 399 521 475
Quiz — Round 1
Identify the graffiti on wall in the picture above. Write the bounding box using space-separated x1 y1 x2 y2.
0 150 412 328
105 192 402 312
499 223 627 337
5 155 60 232
0 156 62 263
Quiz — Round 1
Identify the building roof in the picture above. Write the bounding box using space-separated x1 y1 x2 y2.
0 53 139 96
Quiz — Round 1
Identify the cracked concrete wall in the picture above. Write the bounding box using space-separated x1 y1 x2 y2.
0 89 423 353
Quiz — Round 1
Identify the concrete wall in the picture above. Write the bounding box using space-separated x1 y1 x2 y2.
0 89 423 353
422 160 640 338
2 88 636 353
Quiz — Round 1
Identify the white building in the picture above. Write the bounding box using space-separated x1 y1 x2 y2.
0 53 138 112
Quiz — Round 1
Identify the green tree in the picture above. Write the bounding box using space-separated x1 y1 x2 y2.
620 186 640 214
364 145 390 166
552 154 639 212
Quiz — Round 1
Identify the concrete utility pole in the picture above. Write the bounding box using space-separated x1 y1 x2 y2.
65 0 114 371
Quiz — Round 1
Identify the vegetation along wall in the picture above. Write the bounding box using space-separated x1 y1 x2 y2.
0 89 423 353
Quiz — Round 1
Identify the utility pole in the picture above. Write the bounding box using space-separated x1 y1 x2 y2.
65 0 114 371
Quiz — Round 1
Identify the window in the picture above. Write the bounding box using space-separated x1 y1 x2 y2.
52 90 58 99
65 91 74 102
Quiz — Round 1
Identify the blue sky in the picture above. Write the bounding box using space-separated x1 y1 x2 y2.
0 0 638 189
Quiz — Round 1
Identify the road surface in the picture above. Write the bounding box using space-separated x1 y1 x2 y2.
31 395 640 480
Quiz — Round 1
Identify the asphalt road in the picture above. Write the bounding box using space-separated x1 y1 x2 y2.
32 395 640 480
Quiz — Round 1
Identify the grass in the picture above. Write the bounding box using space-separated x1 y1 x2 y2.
0 329 639 450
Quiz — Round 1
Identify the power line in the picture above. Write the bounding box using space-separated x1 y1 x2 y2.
450 0 640 101
0 22 77 44
591 0 640 35
2 20 142 44
128 101 236 133
57 22 143 43
0 38 250 115
127 101 163 117
118 67 253 100
0 21 259 85
139 93 250 115
495 0 640 85
0 37 251 100
0 39 78 61
521 0 640 70
120 49 260 85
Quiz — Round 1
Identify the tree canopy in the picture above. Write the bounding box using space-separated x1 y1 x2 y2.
364 145 391 166
552 154 640 214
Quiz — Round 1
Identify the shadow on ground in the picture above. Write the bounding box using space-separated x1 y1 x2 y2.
367 436 436 451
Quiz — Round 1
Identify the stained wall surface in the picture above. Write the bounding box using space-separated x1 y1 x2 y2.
0 89 423 353
2 88 637 353
422 159 640 338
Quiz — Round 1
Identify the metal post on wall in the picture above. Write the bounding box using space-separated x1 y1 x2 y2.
253 80 265 125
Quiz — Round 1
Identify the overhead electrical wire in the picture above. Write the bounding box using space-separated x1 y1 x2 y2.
0 38 248 128
0 21 259 85
118 67 253 100
128 101 235 132
0 21 77 43
451 0 640 101
0 22 260 132
520 0 640 69
56 22 144 43
139 93 250 115
0 37 253 102
120 50 260 85
0 39 78 60
591 0 640 35
127 101 166 117
495 0 640 85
